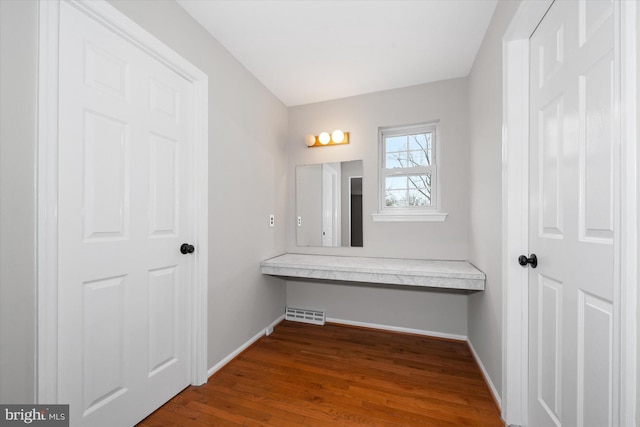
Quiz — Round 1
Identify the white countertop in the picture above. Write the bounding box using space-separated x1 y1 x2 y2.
260 253 485 291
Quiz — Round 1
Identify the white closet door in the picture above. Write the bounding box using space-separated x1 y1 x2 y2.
57 2 195 425
528 1 617 426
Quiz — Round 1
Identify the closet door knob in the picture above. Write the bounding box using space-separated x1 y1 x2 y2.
180 243 195 254
518 254 537 268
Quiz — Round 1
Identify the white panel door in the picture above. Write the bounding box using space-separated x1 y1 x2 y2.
57 2 194 425
528 1 617 426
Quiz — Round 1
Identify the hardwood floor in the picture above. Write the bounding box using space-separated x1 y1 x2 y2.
138 321 504 426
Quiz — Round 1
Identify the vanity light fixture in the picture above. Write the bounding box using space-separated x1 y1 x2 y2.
304 130 350 148
318 132 331 145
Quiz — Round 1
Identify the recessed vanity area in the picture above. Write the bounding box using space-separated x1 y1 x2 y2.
281 78 477 339
266 149 485 293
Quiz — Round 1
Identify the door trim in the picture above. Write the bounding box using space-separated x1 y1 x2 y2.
501 1 637 425
501 4 552 424
618 2 638 424
37 0 209 403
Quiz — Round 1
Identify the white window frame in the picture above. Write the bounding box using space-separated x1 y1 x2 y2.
373 122 447 222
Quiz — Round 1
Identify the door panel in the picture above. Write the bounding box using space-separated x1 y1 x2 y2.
149 134 179 237
539 96 564 239
84 41 128 98
148 266 180 377
83 276 127 415
579 52 615 243
537 274 563 426
82 111 129 241
58 2 193 425
528 1 617 426
577 291 613 426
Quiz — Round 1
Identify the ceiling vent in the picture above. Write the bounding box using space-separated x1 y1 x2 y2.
285 307 325 326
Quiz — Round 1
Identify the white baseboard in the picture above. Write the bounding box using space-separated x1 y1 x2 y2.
468 339 502 409
207 314 285 378
326 317 468 342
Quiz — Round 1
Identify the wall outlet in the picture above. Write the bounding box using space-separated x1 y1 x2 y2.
297 216 302 226
269 214 275 227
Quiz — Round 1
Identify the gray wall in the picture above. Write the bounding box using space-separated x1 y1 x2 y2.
0 0 39 404
286 79 470 337
467 0 521 399
0 0 288 402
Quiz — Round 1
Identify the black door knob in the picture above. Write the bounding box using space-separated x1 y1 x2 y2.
518 254 537 268
180 243 195 254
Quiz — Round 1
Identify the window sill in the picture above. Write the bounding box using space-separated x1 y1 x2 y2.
371 212 449 222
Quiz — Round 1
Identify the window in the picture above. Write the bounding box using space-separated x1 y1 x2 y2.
374 122 447 222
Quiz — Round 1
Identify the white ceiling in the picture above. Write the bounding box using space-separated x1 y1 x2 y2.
176 0 498 107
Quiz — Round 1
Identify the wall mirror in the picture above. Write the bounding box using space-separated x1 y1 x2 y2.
296 160 363 247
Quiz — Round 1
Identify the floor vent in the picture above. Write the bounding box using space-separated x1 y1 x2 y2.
285 307 325 325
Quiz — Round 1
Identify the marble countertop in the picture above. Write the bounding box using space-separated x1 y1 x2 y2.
260 253 485 291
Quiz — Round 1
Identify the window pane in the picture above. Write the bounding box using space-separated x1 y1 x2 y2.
384 174 432 207
385 152 408 168
385 190 408 207
385 135 407 153
408 189 431 206
385 132 433 167
408 132 431 151
408 173 430 190
385 176 406 190
408 174 431 206
407 150 429 167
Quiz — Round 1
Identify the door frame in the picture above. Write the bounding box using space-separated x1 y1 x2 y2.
321 162 340 247
349 175 363 247
36 0 209 403
501 1 637 425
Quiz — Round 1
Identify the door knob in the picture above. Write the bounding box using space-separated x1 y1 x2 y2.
180 243 195 254
518 253 537 268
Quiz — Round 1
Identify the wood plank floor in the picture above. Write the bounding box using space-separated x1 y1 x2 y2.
138 321 504 427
